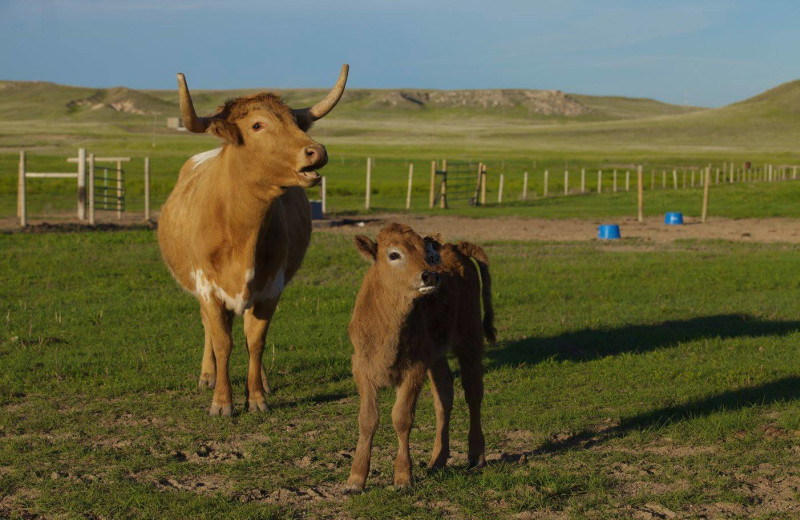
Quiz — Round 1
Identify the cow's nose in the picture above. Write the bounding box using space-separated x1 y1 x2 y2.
302 144 328 168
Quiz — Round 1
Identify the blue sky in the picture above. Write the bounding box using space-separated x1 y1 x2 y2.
1 0 798 107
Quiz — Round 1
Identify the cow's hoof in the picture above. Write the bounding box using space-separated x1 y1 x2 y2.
209 403 232 417
198 374 216 390
247 399 268 412
342 483 363 495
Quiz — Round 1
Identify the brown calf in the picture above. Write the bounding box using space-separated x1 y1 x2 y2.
346 223 495 490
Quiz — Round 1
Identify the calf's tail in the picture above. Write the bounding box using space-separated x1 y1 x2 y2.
456 241 497 344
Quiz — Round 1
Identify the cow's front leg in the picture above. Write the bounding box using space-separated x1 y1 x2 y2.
198 309 216 389
200 301 234 416
243 299 278 412
392 364 426 488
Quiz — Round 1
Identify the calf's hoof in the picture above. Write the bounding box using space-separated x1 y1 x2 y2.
209 403 232 417
467 454 486 469
198 374 216 390
247 398 268 412
393 476 412 489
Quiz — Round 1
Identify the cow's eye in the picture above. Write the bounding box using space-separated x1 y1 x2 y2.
252 122 262 131
389 252 401 261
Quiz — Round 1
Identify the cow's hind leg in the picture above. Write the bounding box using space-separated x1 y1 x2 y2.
427 357 453 470
200 301 235 416
457 345 486 468
346 370 380 492
392 363 426 488
198 309 216 389
243 300 278 412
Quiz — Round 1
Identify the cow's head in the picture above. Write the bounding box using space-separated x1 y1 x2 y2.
176 64 348 188
354 223 441 297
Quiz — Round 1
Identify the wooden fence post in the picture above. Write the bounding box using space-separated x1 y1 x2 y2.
794 166 798 180
637 165 643 223
439 159 447 209
365 157 372 210
691 170 695 187
581 168 586 192
626 170 630 191
77 148 86 220
498 173 504 203
543 170 549 197
522 171 528 202
564 169 568 195
673 169 678 190
116 160 123 219
480 164 487 205
88 153 96 226
429 160 437 208
701 166 711 223
597 170 602 194
18 150 26 226
613 169 617 193
321 175 327 215
144 157 151 221
715 167 720 185
405 163 413 210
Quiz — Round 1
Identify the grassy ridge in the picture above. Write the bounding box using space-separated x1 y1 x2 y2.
2 230 800 518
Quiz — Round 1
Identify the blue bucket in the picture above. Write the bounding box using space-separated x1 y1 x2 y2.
598 224 621 240
664 212 683 225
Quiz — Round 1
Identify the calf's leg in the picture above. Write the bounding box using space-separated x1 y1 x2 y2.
427 357 454 469
392 364 426 487
200 301 234 416
458 347 486 468
346 370 380 492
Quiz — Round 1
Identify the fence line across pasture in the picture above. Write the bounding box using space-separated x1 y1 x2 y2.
322 157 800 224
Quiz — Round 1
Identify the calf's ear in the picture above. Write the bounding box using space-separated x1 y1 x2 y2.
354 235 377 263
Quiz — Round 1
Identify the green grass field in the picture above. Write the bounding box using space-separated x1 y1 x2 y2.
2 229 800 518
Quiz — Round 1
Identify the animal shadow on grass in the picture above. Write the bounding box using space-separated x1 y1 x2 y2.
507 376 800 459
487 313 800 369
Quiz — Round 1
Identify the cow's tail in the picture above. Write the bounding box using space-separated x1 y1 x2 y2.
456 241 497 344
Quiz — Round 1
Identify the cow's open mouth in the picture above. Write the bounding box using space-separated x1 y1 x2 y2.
297 167 321 186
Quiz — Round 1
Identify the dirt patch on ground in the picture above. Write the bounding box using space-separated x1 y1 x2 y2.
317 214 800 244
5 211 800 244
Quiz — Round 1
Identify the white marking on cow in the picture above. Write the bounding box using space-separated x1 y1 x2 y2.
247 268 285 307
191 148 222 170
191 267 285 315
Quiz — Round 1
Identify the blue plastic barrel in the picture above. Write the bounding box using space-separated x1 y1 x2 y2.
598 224 621 240
664 212 683 225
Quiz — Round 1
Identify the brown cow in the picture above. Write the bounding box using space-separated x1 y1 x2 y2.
346 223 495 491
158 65 348 416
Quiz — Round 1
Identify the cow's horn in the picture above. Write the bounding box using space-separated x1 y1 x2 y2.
293 64 349 124
177 73 212 133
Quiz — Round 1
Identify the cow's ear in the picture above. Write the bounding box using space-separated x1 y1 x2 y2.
354 235 377 263
209 119 243 145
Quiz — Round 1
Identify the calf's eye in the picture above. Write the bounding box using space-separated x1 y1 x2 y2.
252 122 262 131
389 252 401 261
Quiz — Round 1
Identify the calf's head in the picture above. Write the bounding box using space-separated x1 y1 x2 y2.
354 223 441 297
177 64 348 188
